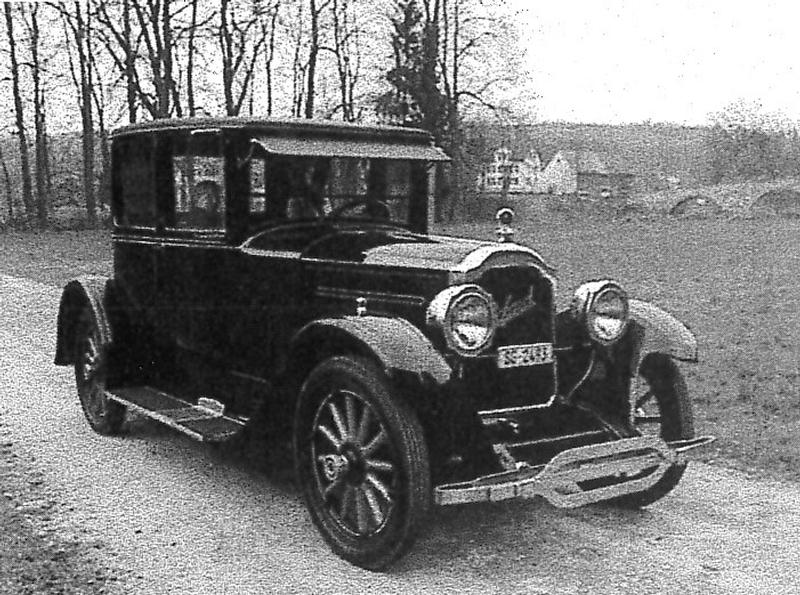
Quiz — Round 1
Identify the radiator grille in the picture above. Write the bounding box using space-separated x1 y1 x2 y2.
462 265 556 409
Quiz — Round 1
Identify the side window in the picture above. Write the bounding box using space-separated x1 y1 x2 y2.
256 156 333 221
172 153 226 230
385 160 411 221
329 157 368 205
249 158 266 214
114 138 156 228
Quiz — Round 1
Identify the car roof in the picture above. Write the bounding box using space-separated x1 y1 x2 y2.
111 116 435 145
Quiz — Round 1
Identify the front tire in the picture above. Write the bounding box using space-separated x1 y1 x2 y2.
74 308 126 435
614 353 694 507
293 356 431 570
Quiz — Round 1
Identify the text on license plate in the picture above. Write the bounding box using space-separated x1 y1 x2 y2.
497 343 554 368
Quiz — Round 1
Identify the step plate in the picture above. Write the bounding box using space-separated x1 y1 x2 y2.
108 386 245 442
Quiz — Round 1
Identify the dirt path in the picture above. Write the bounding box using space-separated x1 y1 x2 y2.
1 273 798 595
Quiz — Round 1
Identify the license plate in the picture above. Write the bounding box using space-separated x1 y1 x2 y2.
497 343 554 368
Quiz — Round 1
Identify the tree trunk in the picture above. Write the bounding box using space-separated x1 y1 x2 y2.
4 4 34 226
291 0 304 118
75 3 96 225
0 145 13 222
93 90 111 210
43 112 53 199
304 0 319 119
263 4 278 116
220 0 235 115
28 4 49 228
187 0 198 116
332 0 356 121
445 0 460 221
160 0 174 117
89 33 110 209
123 0 137 122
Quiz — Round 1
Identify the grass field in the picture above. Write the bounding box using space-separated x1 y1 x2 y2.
2 213 798 481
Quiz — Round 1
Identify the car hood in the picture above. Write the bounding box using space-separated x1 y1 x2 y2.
301 229 554 279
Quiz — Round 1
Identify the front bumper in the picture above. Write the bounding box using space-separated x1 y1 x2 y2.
434 435 715 507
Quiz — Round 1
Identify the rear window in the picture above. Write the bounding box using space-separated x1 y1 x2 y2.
172 155 226 230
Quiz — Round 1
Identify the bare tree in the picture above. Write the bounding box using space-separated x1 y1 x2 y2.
57 1 98 223
290 0 306 116
94 0 187 119
21 3 50 227
123 0 137 121
3 3 34 225
304 0 320 118
90 59 113 208
186 0 198 116
288 0 331 119
326 0 361 121
260 0 281 115
218 0 273 116
0 144 13 222
131 0 180 117
92 0 140 122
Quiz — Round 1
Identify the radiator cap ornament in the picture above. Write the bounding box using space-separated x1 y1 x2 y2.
355 296 367 316
495 207 515 242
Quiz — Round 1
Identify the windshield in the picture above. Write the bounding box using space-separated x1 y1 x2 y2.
247 154 430 228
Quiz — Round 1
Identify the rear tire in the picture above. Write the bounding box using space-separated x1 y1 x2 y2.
74 308 126 435
613 354 694 508
293 356 431 570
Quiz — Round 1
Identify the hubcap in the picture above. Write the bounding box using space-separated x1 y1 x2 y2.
319 453 350 483
311 389 398 536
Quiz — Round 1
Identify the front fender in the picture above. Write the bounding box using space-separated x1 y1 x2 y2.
628 299 698 374
54 276 114 365
289 316 453 385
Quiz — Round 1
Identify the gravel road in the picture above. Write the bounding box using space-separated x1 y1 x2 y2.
1 273 798 595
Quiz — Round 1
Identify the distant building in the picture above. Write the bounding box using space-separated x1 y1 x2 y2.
478 147 543 194
479 147 635 198
539 150 635 198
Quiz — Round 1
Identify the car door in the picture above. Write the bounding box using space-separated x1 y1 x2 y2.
155 129 232 358
111 134 160 326
217 153 325 377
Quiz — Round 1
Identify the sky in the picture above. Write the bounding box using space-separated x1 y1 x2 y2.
512 0 800 126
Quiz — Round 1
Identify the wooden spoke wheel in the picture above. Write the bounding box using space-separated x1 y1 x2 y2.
294 356 430 570
614 353 695 508
74 309 126 435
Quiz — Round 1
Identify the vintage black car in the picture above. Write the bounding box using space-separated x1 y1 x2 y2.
55 117 713 570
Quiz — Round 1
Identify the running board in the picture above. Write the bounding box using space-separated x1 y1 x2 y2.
108 386 246 442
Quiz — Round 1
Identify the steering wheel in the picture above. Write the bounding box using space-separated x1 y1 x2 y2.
328 199 392 219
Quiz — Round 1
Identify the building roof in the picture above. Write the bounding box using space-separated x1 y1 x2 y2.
554 150 613 174
492 146 542 163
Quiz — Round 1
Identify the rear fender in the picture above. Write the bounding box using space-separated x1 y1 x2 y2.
628 299 698 375
55 276 114 365
287 316 452 388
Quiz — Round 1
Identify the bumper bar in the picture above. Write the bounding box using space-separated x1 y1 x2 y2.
434 434 715 507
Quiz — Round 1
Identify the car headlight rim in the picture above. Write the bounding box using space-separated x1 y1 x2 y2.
573 280 629 345
427 284 496 356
